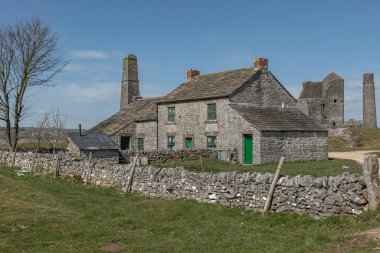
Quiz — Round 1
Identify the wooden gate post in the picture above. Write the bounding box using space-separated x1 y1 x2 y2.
124 153 139 193
263 157 285 213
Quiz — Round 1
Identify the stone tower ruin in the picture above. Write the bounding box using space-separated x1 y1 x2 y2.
297 72 344 128
363 73 377 128
120 54 140 109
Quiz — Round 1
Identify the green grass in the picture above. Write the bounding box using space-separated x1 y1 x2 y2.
329 128 380 152
0 166 379 253
153 158 362 177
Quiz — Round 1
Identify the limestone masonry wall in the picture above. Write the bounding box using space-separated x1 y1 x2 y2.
0 151 368 218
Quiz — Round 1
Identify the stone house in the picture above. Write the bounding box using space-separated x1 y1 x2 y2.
91 55 328 164
157 62 327 164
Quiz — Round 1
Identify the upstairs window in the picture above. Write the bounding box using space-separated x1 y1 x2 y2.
207 103 217 121
167 136 176 150
137 138 144 151
167 107 175 123
207 136 217 148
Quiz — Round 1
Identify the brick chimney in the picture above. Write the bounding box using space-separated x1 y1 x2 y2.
187 69 200 80
253 58 269 70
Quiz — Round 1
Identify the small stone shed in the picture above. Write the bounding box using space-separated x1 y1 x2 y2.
67 133 119 158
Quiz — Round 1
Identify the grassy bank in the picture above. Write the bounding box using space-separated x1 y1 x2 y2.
1 166 379 253
153 158 362 177
329 128 380 152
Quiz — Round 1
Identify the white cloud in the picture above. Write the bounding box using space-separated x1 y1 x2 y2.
63 63 86 73
61 83 119 100
71 50 108 60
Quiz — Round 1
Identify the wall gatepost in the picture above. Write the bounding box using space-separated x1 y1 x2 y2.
363 154 380 211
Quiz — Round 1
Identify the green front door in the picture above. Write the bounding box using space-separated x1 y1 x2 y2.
244 135 253 164
185 138 193 150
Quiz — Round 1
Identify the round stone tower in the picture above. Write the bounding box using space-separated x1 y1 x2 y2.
363 73 377 128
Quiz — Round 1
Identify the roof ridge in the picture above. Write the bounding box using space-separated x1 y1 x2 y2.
190 67 253 79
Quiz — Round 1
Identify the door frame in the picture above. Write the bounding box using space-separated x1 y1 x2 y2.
243 134 253 164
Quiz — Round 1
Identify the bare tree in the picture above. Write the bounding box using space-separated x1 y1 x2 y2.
44 108 67 153
0 18 66 151
32 112 49 152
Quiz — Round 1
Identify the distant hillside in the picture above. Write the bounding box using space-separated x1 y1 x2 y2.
0 127 82 140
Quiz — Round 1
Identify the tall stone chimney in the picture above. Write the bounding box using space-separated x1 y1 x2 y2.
120 54 140 109
363 73 377 128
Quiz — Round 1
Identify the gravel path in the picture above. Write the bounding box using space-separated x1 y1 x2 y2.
328 150 380 165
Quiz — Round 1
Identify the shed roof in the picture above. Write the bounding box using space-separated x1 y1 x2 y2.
159 68 259 103
230 104 326 132
68 132 119 150
90 97 162 135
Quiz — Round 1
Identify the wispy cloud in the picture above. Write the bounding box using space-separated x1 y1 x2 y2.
61 83 119 100
71 50 108 60
63 63 86 73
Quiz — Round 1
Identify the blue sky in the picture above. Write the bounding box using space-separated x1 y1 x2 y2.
1 0 379 128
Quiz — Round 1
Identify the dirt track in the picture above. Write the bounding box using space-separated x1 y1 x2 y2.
328 150 380 165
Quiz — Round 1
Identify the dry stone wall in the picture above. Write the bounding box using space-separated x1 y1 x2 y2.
120 149 214 164
0 151 368 218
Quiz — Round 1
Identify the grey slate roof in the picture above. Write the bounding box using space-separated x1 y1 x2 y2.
90 97 162 135
159 68 259 103
230 104 327 132
68 133 119 150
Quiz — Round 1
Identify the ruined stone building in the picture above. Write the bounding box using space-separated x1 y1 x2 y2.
297 73 344 128
91 55 328 164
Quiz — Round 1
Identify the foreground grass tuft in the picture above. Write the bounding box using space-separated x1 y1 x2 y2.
1 166 379 252
152 158 362 177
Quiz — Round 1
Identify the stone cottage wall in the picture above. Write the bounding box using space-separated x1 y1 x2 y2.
157 98 261 164
230 70 297 108
112 121 157 151
260 131 328 164
0 151 368 218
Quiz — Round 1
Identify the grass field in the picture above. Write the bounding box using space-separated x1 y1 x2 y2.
153 158 363 177
1 166 379 253
329 128 380 152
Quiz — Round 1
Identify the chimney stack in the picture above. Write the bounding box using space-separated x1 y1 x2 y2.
253 58 269 70
187 69 200 80
79 124 82 136
363 73 377 128
120 54 140 109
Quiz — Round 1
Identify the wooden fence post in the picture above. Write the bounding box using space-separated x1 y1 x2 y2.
54 152 60 178
263 157 285 213
200 156 205 172
31 153 37 172
124 153 139 193
363 154 380 211
85 152 93 186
